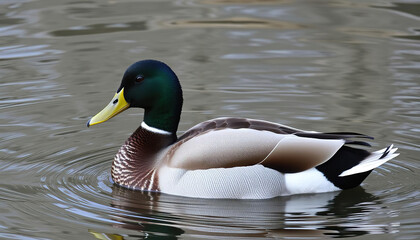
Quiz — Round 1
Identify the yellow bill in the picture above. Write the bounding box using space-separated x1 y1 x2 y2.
87 88 130 127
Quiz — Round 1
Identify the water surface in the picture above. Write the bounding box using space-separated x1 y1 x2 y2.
0 0 419 239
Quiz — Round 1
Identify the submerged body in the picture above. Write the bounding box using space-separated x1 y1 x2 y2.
88 60 399 199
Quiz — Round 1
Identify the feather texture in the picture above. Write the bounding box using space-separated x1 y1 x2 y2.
339 145 399 177
90 60 400 199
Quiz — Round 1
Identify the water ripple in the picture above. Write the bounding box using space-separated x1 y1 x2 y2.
0 45 62 60
1 140 410 239
0 0 418 239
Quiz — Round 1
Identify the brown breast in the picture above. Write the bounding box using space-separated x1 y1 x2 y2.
112 125 176 191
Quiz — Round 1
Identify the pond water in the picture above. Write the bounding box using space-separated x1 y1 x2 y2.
0 0 419 239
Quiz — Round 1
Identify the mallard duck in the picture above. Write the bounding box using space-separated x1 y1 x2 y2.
87 60 399 199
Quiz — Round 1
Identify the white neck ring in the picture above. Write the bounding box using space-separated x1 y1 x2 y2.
141 121 172 135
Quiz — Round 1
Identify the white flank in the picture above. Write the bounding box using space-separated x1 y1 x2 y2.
159 164 346 199
141 121 172 135
339 145 399 177
159 164 287 199
284 168 340 195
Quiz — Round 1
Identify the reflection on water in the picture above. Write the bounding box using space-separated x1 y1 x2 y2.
88 187 396 239
374 2 420 40
376 2 420 18
0 0 419 239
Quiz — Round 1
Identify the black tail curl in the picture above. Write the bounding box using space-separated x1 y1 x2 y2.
316 146 372 190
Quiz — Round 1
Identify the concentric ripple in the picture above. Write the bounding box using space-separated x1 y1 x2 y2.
1 141 411 239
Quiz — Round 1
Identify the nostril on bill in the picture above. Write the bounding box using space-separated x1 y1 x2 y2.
113 99 118 104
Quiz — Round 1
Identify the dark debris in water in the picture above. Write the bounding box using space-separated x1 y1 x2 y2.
49 21 147 37
165 17 304 30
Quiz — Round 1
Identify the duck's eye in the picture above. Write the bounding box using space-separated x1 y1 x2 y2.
135 75 145 83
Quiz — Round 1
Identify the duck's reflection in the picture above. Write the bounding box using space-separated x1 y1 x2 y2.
92 187 396 239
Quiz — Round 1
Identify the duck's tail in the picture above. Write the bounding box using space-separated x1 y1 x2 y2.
339 145 399 177
315 144 399 190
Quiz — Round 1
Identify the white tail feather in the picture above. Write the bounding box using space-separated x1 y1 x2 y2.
339 146 399 177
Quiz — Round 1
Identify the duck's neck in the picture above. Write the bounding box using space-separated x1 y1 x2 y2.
143 80 183 134
143 103 181 135
112 123 176 190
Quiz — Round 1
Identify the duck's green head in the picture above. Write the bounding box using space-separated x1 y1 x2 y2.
87 60 183 134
